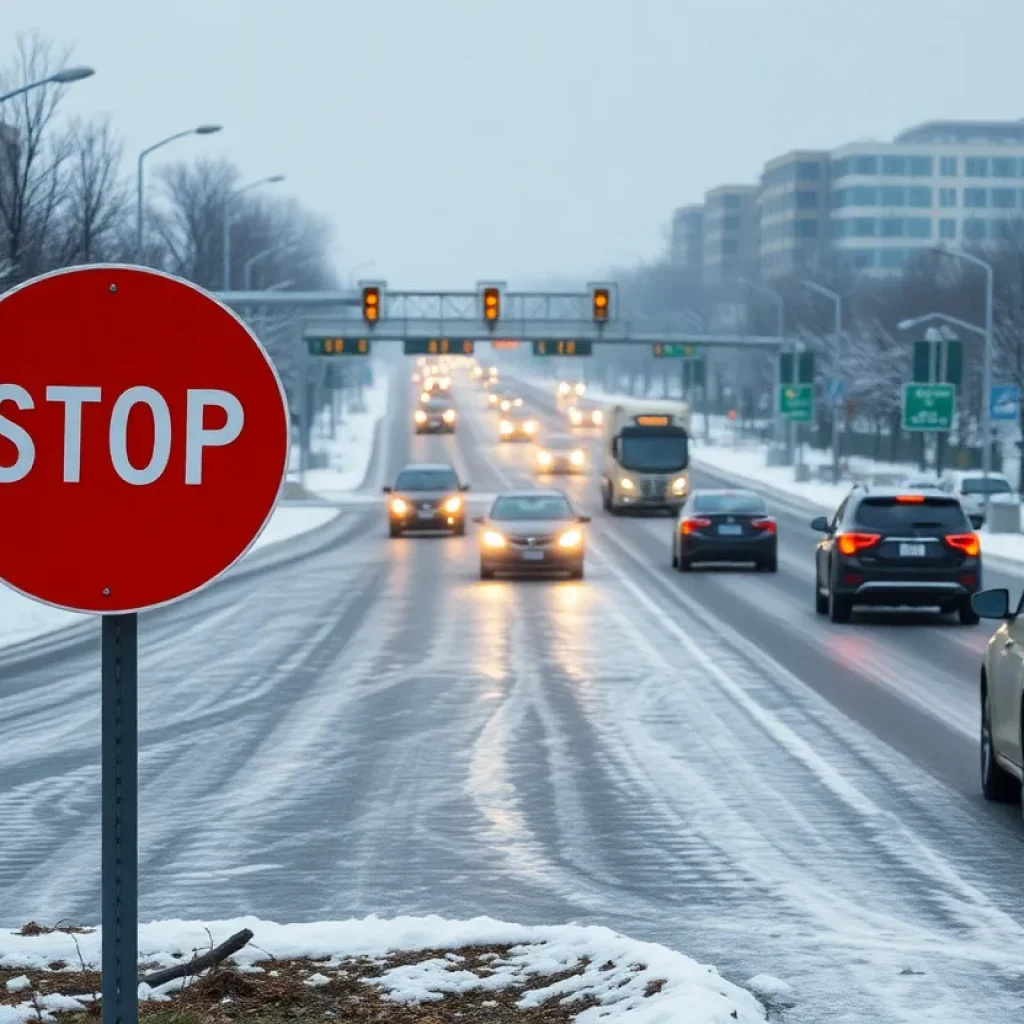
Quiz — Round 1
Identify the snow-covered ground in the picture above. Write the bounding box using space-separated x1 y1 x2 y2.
0 915 770 1023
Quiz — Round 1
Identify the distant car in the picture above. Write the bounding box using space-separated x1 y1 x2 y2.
414 397 457 434
939 471 1014 529
498 407 538 441
556 379 587 403
383 463 469 537
673 490 777 572
899 475 942 492
811 486 981 624
971 587 1024 814
535 434 587 475
496 392 525 413
474 490 590 579
567 400 604 429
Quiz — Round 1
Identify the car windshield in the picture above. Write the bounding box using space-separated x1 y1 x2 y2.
618 431 689 472
855 497 969 528
545 436 577 451
395 470 459 491
694 493 765 515
507 409 532 420
491 496 574 520
426 399 452 410
960 477 1012 495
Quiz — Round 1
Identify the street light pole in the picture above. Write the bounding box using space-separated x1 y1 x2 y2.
0 65 95 104
741 278 785 449
803 280 843 484
135 124 222 261
222 174 285 290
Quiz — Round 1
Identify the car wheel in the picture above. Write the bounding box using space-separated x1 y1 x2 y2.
981 689 1020 802
828 585 852 623
678 556 692 572
480 565 495 580
452 520 466 537
570 564 584 580
671 545 679 568
389 522 402 539
815 572 828 615
760 553 778 573
959 598 981 625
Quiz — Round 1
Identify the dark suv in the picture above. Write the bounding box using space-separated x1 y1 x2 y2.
812 486 981 624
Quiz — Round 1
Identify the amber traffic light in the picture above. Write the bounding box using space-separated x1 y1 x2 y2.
362 286 380 324
483 287 500 323
592 287 610 322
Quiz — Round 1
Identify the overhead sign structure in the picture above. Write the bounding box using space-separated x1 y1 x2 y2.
533 339 592 357
779 383 813 423
491 339 520 350
652 343 700 358
990 383 1020 423
307 336 371 356
903 382 955 432
0 264 290 1024
403 338 474 356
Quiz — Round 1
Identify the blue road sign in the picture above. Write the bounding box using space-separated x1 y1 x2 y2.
990 383 1020 423
825 377 846 404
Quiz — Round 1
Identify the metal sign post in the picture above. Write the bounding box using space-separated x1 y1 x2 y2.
101 614 139 1024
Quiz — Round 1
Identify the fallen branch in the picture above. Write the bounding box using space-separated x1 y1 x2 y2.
139 928 253 988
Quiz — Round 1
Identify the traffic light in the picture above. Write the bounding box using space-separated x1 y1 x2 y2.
362 286 380 324
483 287 500 323
592 287 610 322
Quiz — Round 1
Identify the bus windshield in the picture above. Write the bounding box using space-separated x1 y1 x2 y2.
618 430 689 473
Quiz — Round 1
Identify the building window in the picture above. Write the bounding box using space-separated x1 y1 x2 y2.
908 156 933 176
723 213 741 230
854 217 876 237
963 218 987 240
964 188 988 208
831 157 851 179
882 155 906 175
940 156 957 176
880 218 904 237
965 157 988 176
796 219 818 238
939 218 957 239
906 218 931 238
854 155 879 175
795 190 818 208
992 188 1017 209
939 187 957 207
908 187 931 207
880 186 906 206
879 249 907 268
850 250 876 269
796 161 820 180
851 186 877 205
723 194 741 209
992 157 1017 177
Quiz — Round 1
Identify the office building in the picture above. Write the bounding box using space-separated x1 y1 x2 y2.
757 150 830 281
702 184 758 284
669 204 704 274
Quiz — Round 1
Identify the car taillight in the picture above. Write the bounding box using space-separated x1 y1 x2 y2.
836 532 880 556
751 517 776 533
944 533 980 557
680 517 712 535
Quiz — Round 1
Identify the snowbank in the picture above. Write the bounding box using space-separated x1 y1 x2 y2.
0 915 768 1023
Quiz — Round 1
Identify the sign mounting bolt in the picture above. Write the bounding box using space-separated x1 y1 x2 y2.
109 284 117 293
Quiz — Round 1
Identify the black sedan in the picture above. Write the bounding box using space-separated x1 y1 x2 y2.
474 491 590 579
672 489 777 572
384 463 469 537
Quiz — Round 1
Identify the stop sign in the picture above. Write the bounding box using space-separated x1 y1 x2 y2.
0 266 290 614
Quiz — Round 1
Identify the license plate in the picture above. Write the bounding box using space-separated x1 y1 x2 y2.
899 543 926 557
718 524 742 536
417 510 435 519
522 550 544 561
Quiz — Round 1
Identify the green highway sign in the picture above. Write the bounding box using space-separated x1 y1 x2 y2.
779 383 813 423
307 336 371 356
403 338 475 356
533 339 592 357
652 343 699 358
902 382 955 432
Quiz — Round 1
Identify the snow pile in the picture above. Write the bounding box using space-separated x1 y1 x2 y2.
0 915 768 1023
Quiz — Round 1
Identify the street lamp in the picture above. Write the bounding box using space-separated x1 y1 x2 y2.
222 175 285 290
0 65 95 103
135 124 222 259
802 280 843 484
924 244 995 482
243 246 283 291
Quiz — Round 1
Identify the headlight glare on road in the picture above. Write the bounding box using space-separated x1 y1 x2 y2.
500 420 513 434
390 498 408 515
570 449 585 466
482 530 507 549
442 409 456 423
558 528 582 549
619 477 634 490
672 477 687 495
537 451 552 465
444 496 462 514
414 410 427 423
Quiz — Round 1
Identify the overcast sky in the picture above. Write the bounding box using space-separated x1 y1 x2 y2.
13 0 1024 289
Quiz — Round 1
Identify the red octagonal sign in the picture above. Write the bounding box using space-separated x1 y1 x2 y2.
0 266 290 614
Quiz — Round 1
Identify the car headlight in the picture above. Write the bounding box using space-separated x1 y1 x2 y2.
620 477 634 490
500 421 513 434
489 394 498 404
570 450 585 466
414 410 427 423
558 383 569 395
420 391 430 403
537 451 552 465
672 477 687 495
524 420 537 434
558 528 583 549
569 409 582 424
390 498 408 515
592 410 603 424
482 530 507 549
575 383 586 396
442 409 456 423
500 400 511 411
444 495 462 514
514 398 523 406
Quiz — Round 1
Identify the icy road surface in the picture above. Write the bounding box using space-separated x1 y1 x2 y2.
2 372 1024 1023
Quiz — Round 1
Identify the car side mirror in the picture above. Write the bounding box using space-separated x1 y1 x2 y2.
472 516 485 525
461 483 470 492
810 515 830 533
382 486 392 494
971 588 1013 620
578 515 592 523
